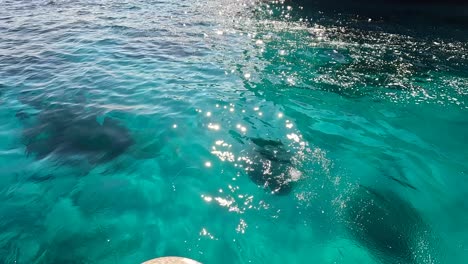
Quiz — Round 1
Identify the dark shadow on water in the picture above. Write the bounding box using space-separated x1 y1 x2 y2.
20 105 134 166
344 185 434 263
234 135 297 195
287 0 468 41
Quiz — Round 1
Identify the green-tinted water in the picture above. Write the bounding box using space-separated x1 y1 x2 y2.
0 0 467 263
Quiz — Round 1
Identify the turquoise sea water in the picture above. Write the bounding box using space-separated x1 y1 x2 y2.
1 0 467 263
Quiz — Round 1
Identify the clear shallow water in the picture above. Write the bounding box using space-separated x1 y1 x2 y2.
0 0 467 263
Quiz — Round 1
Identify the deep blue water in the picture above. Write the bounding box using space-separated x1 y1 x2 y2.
0 0 467 263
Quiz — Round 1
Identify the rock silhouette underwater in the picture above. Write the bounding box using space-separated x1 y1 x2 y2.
344 185 433 264
20 107 134 165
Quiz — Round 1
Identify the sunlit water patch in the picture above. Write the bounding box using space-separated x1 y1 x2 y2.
0 0 467 263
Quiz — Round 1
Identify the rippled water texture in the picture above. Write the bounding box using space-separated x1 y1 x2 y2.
1 0 467 263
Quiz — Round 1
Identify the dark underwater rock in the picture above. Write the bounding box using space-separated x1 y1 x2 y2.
344 185 431 263
22 106 133 165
